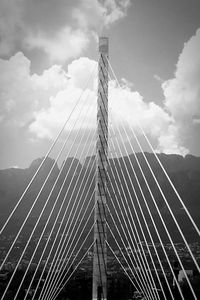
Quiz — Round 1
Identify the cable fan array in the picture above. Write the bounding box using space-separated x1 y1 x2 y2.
105 58 200 300
0 57 199 300
0 65 97 300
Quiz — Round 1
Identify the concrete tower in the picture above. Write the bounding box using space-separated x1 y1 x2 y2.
92 37 109 300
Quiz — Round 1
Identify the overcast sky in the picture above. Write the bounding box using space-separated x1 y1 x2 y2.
0 0 200 169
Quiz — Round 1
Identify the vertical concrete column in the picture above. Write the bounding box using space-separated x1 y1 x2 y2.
92 37 109 300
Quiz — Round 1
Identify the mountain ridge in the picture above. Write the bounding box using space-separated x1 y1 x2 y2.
0 153 200 241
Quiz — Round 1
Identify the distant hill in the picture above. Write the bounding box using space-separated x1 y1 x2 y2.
0 153 200 241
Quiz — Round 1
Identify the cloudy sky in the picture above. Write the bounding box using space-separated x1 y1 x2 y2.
0 0 200 169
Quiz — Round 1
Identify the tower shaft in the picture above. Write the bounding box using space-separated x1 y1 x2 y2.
92 37 109 300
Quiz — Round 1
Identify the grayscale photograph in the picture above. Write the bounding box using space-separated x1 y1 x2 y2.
0 1 200 299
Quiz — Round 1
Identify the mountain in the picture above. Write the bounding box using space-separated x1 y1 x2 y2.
0 153 199 241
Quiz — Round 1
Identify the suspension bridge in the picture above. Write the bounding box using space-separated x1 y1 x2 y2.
0 37 199 300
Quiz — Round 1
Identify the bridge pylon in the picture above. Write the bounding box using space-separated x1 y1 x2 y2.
92 36 109 300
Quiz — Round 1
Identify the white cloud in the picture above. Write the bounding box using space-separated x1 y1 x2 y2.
0 52 35 125
68 57 97 90
73 0 131 30
0 51 185 156
29 57 98 138
107 80 188 155
0 53 97 141
26 27 89 63
156 124 188 156
102 0 131 26
28 57 186 157
163 29 200 121
29 88 97 139
31 65 69 91
3 26 200 160
0 52 70 129
0 0 132 63
161 28 200 155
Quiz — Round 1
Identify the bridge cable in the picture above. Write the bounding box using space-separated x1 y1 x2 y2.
27 158 94 300
107 189 153 299
131 124 200 273
0 63 97 237
99 119 157 299
101 61 174 299
107 59 188 288
108 145 173 300
0 86 92 273
41 151 97 300
0 90 96 300
45 192 95 300
107 59 199 299
24 109 96 300
117 118 198 299
99 72 159 299
108 144 161 300
98 99 158 300
108 57 200 239
109 118 179 300
47 202 95 300
39 140 96 300
103 130 161 299
40 61 99 299
48 220 95 300
106 219 151 299
106 241 140 291
108 143 163 300
51 240 95 300
107 99 186 299
13 98 97 300
31 136 96 299
99 114 157 299
106 184 154 300
142 122 200 239
40 180 94 297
